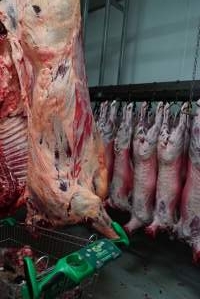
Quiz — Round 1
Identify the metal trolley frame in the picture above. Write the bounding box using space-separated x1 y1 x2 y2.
0 218 97 299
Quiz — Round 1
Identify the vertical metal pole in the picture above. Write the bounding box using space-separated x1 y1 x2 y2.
117 0 129 85
99 0 111 86
83 0 89 42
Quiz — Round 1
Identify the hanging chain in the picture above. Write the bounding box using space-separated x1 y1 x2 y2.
189 19 200 103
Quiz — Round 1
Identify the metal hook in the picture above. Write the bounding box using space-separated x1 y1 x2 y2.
181 110 197 116
173 110 180 126
36 255 49 270
133 101 136 111
181 102 197 116
147 101 152 111
95 101 101 114
88 234 98 243
117 101 123 117
93 102 98 113
127 93 132 103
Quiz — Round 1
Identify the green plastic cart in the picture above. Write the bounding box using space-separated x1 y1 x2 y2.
0 218 129 299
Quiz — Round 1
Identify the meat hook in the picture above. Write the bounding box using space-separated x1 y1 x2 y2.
181 111 197 116
132 101 137 112
181 102 197 116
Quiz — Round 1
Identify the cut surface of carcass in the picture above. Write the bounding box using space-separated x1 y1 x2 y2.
14 0 118 238
0 1 28 215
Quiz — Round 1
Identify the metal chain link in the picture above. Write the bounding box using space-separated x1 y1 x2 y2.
190 18 200 102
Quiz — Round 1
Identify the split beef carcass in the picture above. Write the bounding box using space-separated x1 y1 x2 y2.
97 100 117 184
124 101 164 234
146 102 188 237
9 0 118 238
175 100 200 263
0 1 29 215
108 102 134 211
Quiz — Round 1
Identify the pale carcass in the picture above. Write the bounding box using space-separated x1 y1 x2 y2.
125 102 163 234
175 100 200 263
97 100 117 184
108 102 134 211
146 102 188 237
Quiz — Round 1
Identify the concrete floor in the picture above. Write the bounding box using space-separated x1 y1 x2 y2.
95 232 200 299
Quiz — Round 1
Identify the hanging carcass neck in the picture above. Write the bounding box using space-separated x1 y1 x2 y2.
97 101 109 132
189 100 200 167
158 102 188 162
115 102 133 152
133 101 147 142
100 100 117 144
134 101 163 160
159 103 170 148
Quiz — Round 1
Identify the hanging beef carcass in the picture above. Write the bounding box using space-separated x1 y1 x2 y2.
124 102 163 234
146 102 188 237
97 100 117 184
108 102 134 211
174 100 200 263
0 1 30 215
3 0 118 238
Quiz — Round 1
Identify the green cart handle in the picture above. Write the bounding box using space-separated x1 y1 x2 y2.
0 217 16 226
22 252 94 299
111 222 129 247
23 257 39 299
0 217 129 298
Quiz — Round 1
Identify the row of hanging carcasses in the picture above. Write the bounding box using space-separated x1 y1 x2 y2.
92 99 200 263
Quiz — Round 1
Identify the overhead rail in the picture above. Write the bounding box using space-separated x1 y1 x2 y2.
89 80 200 102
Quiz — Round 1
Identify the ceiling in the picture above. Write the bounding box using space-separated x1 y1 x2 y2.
89 0 109 12
81 0 121 13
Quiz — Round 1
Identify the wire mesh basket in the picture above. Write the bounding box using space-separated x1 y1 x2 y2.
0 219 98 299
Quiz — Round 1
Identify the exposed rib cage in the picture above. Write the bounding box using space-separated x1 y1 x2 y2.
0 115 27 208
